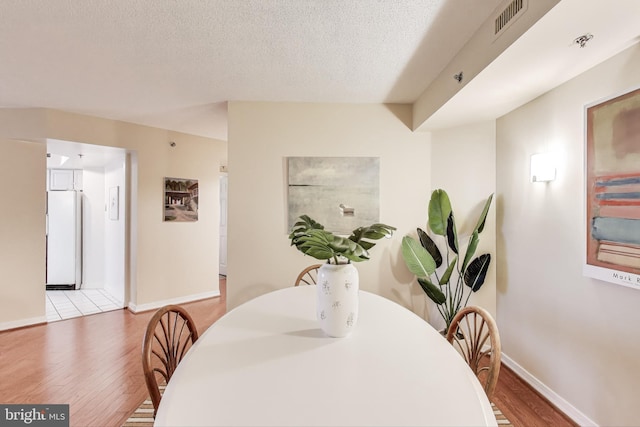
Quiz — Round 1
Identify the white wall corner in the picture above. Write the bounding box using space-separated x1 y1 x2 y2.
501 353 599 427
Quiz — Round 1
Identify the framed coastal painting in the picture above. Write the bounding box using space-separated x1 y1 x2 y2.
287 157 380 234
164 177 199 222
584 86 640 289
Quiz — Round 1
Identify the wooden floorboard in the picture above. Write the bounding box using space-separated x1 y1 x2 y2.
493 363 579 427
0 278 575 427
0 279 226 427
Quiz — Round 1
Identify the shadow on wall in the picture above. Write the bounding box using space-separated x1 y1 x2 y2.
495 193 509 295
382 104 413 130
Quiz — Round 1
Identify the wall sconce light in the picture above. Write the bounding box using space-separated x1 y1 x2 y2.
530 152 556 182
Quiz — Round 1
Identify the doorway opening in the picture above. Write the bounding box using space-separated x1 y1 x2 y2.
219 173 228 277
45 139 127 322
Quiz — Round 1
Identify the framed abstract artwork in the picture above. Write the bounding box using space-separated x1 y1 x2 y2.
584 86 640 289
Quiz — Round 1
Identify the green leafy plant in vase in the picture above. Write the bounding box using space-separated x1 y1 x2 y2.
401 189 493 332
289 214 396 264
289 214 395 337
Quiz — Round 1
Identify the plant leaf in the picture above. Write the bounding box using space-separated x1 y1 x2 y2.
342 251 369 262
302 246 335 260
461 231 479 272
464 254 491 292
296 229 338 260
428 189 452 236
401 236 436 278
359 240 375 250
446 212 458 254
327 234 368 259
474 194 494 234
439 257 457 285
349 223 396 251
289 215 394 263
417 278 446 305
417 228 442 268
289 214 325 248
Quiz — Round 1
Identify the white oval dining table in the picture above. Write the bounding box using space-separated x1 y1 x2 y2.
154 286 497 427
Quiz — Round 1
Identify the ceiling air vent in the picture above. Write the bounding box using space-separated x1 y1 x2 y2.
494 0 527 37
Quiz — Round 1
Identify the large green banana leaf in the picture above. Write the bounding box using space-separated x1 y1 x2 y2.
461 231 479 272
463 254 491 291
446 212 458 254
428 189 451 236
401 236 436 278
439 257 457 286
417 278 446 305
417 228 442 268
474 194 494 234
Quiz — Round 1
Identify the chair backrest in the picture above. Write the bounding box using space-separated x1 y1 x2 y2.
294 264 322 286
446 306 501 400
142 304 199 417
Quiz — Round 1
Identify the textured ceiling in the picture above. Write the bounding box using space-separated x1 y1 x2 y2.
0 0 503 141
422 0 640 130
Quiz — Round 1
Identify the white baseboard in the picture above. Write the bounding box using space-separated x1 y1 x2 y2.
502 353 598 427
0 315 47 332
127 290 221 313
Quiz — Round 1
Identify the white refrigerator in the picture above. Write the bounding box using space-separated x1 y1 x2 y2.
46 191 82 289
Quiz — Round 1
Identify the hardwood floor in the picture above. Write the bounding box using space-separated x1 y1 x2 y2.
0 278 574 427
0 280 226 427
493 364 579 427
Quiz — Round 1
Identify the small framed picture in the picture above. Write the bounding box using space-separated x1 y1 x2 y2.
164 177 199 222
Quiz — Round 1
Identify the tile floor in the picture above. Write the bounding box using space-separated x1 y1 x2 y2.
46 289 122 322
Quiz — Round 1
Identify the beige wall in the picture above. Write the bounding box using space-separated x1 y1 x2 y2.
0 139 46 327
226 102 496 326
430 122 497 325
0 110 227 328
497 44 640 426
227 102 429 310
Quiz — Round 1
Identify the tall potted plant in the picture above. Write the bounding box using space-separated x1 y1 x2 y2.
289 215 395 337
401 189 493 332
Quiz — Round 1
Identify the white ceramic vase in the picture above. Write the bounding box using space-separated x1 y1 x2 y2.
316 263 359 337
